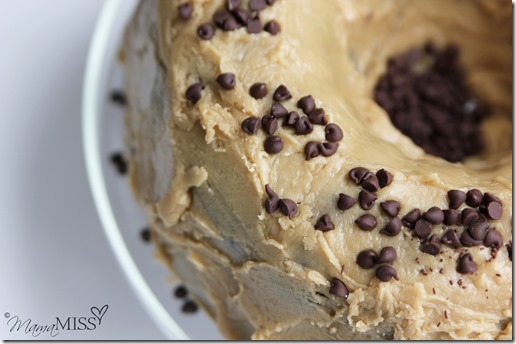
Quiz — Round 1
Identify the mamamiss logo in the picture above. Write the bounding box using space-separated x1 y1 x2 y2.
4 305 108 338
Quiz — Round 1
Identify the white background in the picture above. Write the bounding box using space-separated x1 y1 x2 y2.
0 1 164 339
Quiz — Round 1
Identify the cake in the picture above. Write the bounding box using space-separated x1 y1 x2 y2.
121 0 512 339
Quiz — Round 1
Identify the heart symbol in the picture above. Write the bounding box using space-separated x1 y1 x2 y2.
90 305 108 325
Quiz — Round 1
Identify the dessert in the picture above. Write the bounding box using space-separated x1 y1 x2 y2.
121 0 512 339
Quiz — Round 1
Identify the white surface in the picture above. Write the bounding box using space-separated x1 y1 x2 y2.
0 1 164 339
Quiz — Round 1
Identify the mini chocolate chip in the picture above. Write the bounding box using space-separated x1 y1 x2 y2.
226 0 240 11
314 214 335 232
468 220 489 241
360 174 380 192
249 0 267 11
182 300 198 313
295 116 313 135
233 8 250 25
264 184 279 214
448 189 466 209
177 2 193 20
466 189 483 207
460 230 483 247
174 285 188 298
213 9 231 28
441 229 462 249
264 20 280 35
380 217 402 237
249 82 267 99
319 142 339 157
484 228 502 249
325 123 344 143
197 23 215 40
358 190 377 210
420 234 441 256
376 169 393 188
423 207 444 225
402 209 421 229
377 246 397 264
247 18 262 33
297 95 315 114
140 227 151 243
357 249 377 269
376 265 399 282
273 84 292 101
337 193 356 211
265 0 276 4
456 253 477 274
461 208 481 225
349 167 370 184
216 73 236 89
329 278 349 299
278 199 298 218
483 192 501 206
109 90 127 106
185 82 204 103
414 219 432 238
284 111 299 126
264 135 283 154
355 214 377 231
304 141 320 160
485 201 502 220
241 116 260 135
222 16 240 31
443 209 461 225
380 200 400 217
270 102 288 118
261 115 278 135
110 152 128 175
308 108 328 125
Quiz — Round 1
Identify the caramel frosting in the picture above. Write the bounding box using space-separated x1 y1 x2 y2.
122 0 512 339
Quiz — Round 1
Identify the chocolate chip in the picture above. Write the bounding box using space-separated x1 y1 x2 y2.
109 90 127 106
265 0 276 4
295 116 313 135
357 249 377 269
402 209 421 229
441 229 462 249
174 285 188 298
213 9 231 28
249 82 267 99
380 200 400 217
273 84 292 101
264 135 283 154
375 265 399 282
355 214 377 231
483 192 501 206
484 201 502 220
297 95 315 114
177 2 193 20
241 116 260 135
284 111 299 126
110 152 128 175
226 0 240 11
247 18 262 34
216 73 236 89
265 184 279 214
197 23 215 40
329 278 349 299
140 227 151 243
261 115 278 135
233 8 250 25
314 214 335 232
414 219 432 238
270 102 288 118
461 208 481 225
358 190 377 210
222 16 240 31
249 0 267 11
423 207 444 225
185 82 204 103
182 300 198 313
337 193 356 211
348 167 369 185
376 169 393 188
324 123 344 143
443 209 461 225
466 189 483 207
506 241 512 261
448 189 466 209
377 247 397 264
484 228 502 249
278 199 298 218
308 108 328 125
456 253 477 274
460 230 483 247
380 217 402 237
468 219 489 240
420 234 441 255
264 20 280 35
319 142 339 157
304 141 320 160
360 174 380 193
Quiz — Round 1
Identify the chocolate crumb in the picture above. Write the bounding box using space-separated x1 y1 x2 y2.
249 82 267 99
140 227 151 243
444 310 448 319
174 285 188 298
449 280 453 286
432 288 436 295
329 278 349 299
437 322 441 327
439 268 444 274
177 2 193 20
273 84 292 101
457 279 463 286
264 135 283 154
109 90 127 105
420 269 427 276
182 300 198 313
314 214 335 232
496 273 501 277
110 152 128 175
